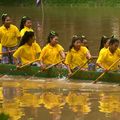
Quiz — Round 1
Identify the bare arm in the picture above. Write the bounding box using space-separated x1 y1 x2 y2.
86 51 92 60
60 51 66 60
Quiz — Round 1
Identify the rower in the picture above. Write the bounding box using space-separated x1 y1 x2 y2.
20 16 41 59
39 31 65 70
0 13 20 64
13 31 40 67
65 35 91 76
96 38 120 72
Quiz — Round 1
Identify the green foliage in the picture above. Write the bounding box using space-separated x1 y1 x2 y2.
0 113 9 120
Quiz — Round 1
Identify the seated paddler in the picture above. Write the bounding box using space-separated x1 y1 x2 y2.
65 35 91 76
96 38 120 72
13 31 41 68
39 31 65 70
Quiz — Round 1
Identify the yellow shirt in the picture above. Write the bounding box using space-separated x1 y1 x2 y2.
99 47 107 56
20 26 33 37
0 24 20 47
65 47 89 69
20 27 41 54
39 44 64 64
13 43 41 64
97 48 120 70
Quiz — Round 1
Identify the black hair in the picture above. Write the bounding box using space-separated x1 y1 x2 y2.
19 31 34 47
1 13 9 24
20 16 31 31
47 31 58 43
69 35 81 51
109 38 119 45
99 36 109 51
80 35 86 43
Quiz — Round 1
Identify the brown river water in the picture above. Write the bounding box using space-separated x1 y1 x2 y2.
0 5 120 120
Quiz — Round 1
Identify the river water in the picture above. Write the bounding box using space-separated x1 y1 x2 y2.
0 76 120 120
0 5 120 120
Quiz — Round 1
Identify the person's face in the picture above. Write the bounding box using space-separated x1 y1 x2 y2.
4 16 11 27
25 20 32 28
109 42 119 52
50 36 58 46
74 40 81 49
27 36 35 46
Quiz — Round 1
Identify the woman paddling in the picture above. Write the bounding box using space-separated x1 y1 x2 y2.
13 31 40 67
96 38 120 72
20 16 41 59
39 31 65 70
65 36 91 76
0 13 20 64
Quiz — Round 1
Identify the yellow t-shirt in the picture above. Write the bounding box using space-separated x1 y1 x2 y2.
13 43 41 64
97 48 120 70
0 24 20 47
20 26 33 37
65 46 89 69
99 47 107 56
39 43 64 64
20 27 41 54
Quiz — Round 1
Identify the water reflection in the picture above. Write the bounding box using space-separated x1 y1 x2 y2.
0 80 119 120
99 93 120 114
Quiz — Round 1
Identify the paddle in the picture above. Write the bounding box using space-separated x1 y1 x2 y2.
93 57 120 84
17 59 40 69
27 59 64 79
0 49 16 55
67 60 90 79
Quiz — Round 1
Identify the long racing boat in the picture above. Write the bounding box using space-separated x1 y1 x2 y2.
0 64 120 83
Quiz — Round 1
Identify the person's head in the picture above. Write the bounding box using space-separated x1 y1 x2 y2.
69 35 81 51
20 16 32 31
109 38 119 53
80 35 88 48
19 31 35 47
99 36 110 51
47 31 58 46
1 13 11 28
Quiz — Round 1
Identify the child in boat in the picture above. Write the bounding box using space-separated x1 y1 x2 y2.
65 36 91 76
20 16 41 59
13 31 40 67
96 38 120 72
39 31 65 70
0 13 20 64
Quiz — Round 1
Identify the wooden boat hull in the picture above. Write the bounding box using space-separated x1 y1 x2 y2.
0 64 120 83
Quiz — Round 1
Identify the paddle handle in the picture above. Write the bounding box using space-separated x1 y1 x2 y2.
67 60 90 79
93 57 120 84
18 59 39 69
0 49 16 55
45 59 64 70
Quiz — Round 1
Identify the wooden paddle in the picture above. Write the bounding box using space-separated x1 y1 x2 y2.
0 49 16 55
17 59 40 69
27 59 64 79
93 57 120 84
67 60 90 79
